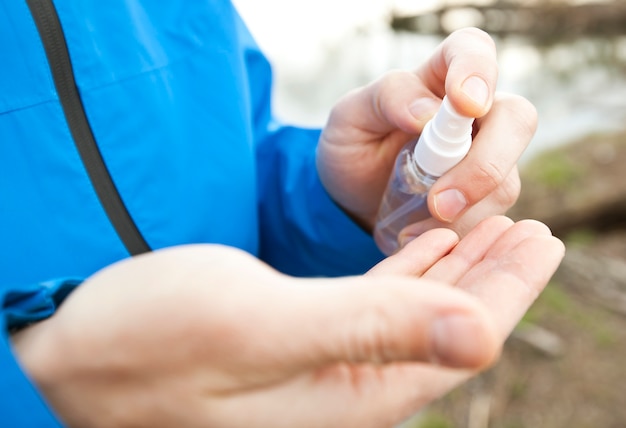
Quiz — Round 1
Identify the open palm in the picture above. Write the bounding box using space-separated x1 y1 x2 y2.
13 217 562 428
175 216 562 428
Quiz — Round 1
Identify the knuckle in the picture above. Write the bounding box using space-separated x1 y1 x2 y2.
376 70 409 95
346 304 396 364
497 170 522 208
472 159 508 199
496 94 538 138
375 70 411 100
370 71 402 120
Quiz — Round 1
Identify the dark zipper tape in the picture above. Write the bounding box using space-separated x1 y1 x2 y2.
26 0 151 256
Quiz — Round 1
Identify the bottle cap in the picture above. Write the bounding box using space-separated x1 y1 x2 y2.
413 96 474 177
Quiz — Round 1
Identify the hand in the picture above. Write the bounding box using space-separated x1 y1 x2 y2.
11 216 563 428
316 27 536 237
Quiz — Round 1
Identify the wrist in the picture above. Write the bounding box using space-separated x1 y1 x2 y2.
11 319 64 405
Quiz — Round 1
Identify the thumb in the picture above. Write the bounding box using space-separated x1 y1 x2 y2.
277 275 500 372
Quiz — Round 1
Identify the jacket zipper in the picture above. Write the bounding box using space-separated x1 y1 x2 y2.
26 0 151 256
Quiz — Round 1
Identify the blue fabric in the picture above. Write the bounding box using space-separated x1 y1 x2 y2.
0 0 384 425
0 322 64 427
0 278 81 426
4 279 82 331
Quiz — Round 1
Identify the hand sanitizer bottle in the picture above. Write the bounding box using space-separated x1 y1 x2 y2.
373 96 475 255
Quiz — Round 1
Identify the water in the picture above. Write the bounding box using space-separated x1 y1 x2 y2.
235 1 626 163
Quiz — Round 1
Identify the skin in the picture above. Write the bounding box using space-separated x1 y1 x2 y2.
11 28 562 427
12 217 564 428
317 27 535 238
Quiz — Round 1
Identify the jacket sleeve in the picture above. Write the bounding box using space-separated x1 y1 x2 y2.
1 278 81 427
234 14 384 277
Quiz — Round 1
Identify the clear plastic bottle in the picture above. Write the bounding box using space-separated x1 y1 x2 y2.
373 96 474 256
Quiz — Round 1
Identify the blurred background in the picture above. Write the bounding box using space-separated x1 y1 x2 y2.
234 0 626 427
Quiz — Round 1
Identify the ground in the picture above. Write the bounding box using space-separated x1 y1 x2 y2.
404 131 626 428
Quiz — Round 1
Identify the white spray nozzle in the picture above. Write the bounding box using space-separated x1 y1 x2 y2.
414 96 474 177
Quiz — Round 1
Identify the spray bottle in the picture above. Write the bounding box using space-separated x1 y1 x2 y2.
373 96 475 255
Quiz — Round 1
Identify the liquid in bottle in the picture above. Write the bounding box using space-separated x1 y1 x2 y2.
373 96 475 255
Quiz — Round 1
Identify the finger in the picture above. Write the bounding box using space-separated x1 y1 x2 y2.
482 219 554 264
445 167 521 237
456 234 565 334
373 229 564 416
279 276 500 371
319 72 444 195
422 216 514 284
366 228 459 277
428 94 536 223
329 229 563 418
214 229 564 427
324 71 441 141
322 28 499 169
428 219 554 290
391 165 520 240
397 217 447 244
416 27 498 117
354 27 499 136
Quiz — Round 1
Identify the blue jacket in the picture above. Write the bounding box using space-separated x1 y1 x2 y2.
0 0 383 425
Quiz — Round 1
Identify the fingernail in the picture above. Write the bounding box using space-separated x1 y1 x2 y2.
398 233 419 249
461 76 489 108
433 189 467 222
398 223 429 248
431 314 488 368
409 98 441 122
